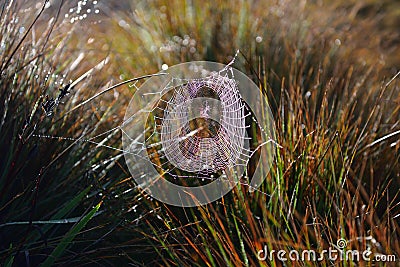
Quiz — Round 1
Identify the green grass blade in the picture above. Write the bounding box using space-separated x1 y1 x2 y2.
49 185 92 221
39 201 102 267
4 244 15 267
232 213 248 267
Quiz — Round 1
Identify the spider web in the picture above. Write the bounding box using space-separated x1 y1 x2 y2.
33 58 276 204
140 68 254 186
121 59 275 199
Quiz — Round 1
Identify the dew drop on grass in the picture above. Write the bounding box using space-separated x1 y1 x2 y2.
118 19 129 28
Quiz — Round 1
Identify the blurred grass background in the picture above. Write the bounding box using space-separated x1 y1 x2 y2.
0 0 399 266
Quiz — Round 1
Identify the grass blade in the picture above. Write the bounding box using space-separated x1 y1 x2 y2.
39 201 102 267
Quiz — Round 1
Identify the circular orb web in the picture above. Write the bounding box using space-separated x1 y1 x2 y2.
122 61 276 207
161 78 245 174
